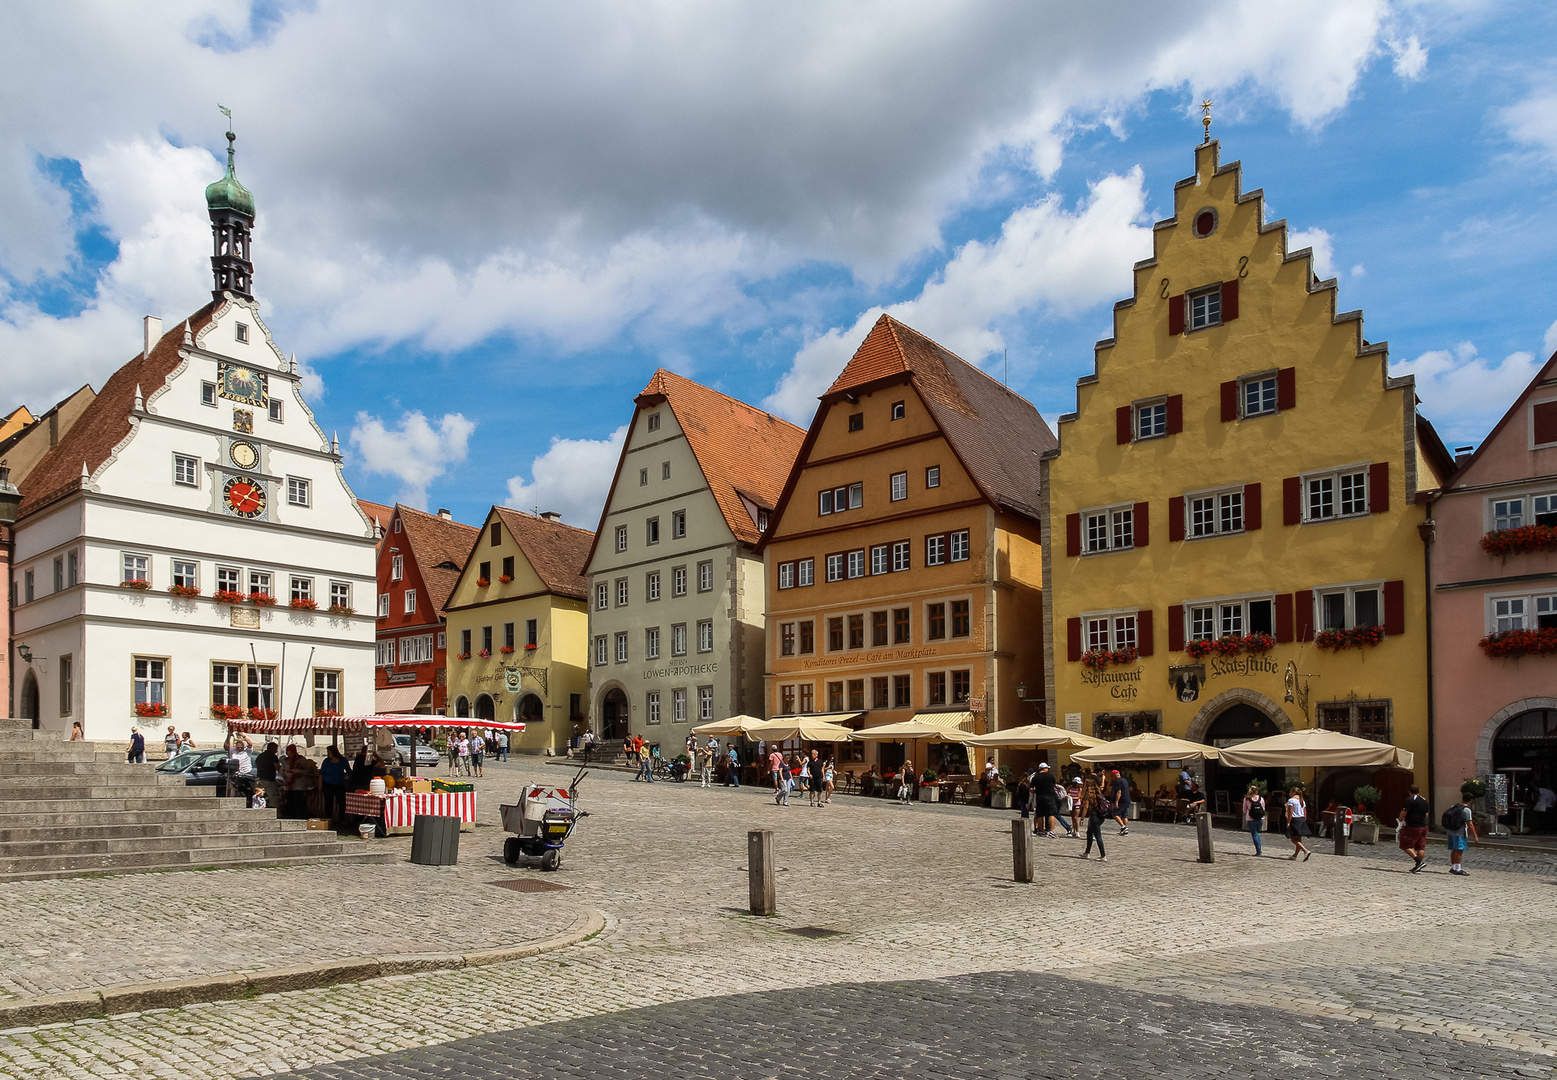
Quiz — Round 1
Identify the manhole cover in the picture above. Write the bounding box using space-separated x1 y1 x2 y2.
783 926 841 938
488 878 571 893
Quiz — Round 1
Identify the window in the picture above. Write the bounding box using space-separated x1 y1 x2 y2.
497 555 512 580
314 670 340 715
826 554 844 582
1492 492 1557 530
758 509 769 531
926 465 940 489
698 686 713 722
872 676 889 709
890 472 908 501
871 545 890 575
53 556 63 593
201 381 217 407
667 565 685 596
646 517 660 545
1189 488 1244 538
927 603 946 640
504 622 516 649
672 623 687 657
1135 400 1167 440
616 632 629 663
246 665 275 711
291 577 313 603
847 679 865 711
647 570 661 601
647 412 660 432
797 558 814 587
287 477 310 507
871 610 888 647
212 663 240 707
828 617 844 652
848 412 864 431
672 510 686 539
647 691 661 724
928 671 947 706
848 614 864 649
1094 712 1161 740
267 398 283 423
950 530 969 562
128 657 168 709
480 560 492 582
595 636 608 666
890 541 910 573
391 554 404 581
952 670 971 705
615 525 628 553
235 322 249 343
891 401 906 420
951 599 970 637
1491 591 1557 632
376 639 396 667
925 535 946 566
639 468 648 487
437 631 446 650
662 461 671 480
481 626 492 653
1084 504 1134 553
215 567 240 596
799 685 814 713
1242 375 1278 417
827 681 844 711
616 578 629 606
781 622 796 656
1305 467 1369 521
698 561 713 592
646 627 661 660
893 675 911 708
818 483 863 515
846 551 865 579
23 568 33 603
1085 612 1137 652
330 581 350 609
893 607 910 644
1318 699 1392 743
1186 596 1274 641
1316 584 1381 632
378 592 390 617
122 553 149 585
404 588 416 614
698 620 713 652
400 634 434 663
781 685 796 714
778 562 795 589
596 583 609 610
173 560 198 589
67 551 78 587
672 688 688 723
174 454 199 486
799 620 814 654
461 629 472 656
1189 284 1222 329
59 654 73 716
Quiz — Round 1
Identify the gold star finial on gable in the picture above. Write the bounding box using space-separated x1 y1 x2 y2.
1201 99 1214 143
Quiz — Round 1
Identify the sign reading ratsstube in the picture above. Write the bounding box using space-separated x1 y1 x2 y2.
643 662 719 681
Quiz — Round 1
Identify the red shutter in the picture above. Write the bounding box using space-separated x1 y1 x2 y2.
1277 367 1296 411
1067 618 1082 662
1294 590 1315 642
1221 279 1239 322
1535 401 1557 445
1283 476 1302 525
1168 496 1185 542
1065 513 1081 558
1116 406 1133 445
1220 380 1238 423
1243 482 1262 531
1136 609 1153 657
1133 501 1149 548
1166 394 1183 435
1383 580 1405 636
1168 294 1185 336
1274 593 1294 644
1167 605 1184 652
1369 461 1390 513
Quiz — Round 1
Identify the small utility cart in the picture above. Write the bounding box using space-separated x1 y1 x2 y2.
499 767 587 870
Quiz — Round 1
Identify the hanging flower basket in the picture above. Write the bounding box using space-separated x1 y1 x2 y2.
476 578 491 588
134 701 167 718
247 707 277 721
167 585 202 598
1315 625 1386 651
119 579 151 591
328 603 355 615
288 598 318 611
249 592 277 607
498 574 513 584
211 703 244 720
213 589 247 605
1481 525 1557 557
1479 627 1557 659
1080 645 1138 670
499 645 515 654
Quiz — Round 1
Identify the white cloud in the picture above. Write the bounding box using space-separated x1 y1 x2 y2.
764 169 1153 421
1387 35 1427 80
504 425 629 528
1392 342 1541 444
1544 316 1557 361
1349 264 1366 278
1504 90 1557 164
1287 227 1336 280
348 410 475 509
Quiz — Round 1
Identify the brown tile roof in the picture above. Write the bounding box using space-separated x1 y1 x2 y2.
357 499 394 533
18 302 220 519
393 504 480 619
492 506 594 600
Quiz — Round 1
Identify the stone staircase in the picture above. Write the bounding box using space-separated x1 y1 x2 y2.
0 719 394 882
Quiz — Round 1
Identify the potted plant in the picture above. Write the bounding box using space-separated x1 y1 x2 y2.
475 577 491 588
249 592 277 606
918 768 940 803
120 578 151 591
524 642 538 651
168 584 201 598
478 648 491 659
213 589 247 605
991 765 1014 809
455 651 471 660
499 645 515 654
211 703 244 720
288 597 318 611
498 574 513 584
1350 784 1382 844
328 603 355 616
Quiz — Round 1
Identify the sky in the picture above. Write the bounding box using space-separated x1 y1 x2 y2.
3 1 1556 530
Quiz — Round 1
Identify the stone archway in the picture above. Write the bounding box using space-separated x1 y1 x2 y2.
597 681 629 741
1185 686 1294 745
474 694 495 723
1475 697 1557 781
19 670 39 727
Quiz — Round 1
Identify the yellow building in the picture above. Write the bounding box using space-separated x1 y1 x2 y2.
443 506 593 755
1044 140 1452 816
762 315 1055 778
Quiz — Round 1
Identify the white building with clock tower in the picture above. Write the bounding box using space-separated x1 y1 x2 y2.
7 127 376 741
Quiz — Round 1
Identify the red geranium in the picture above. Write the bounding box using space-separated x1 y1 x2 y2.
1481 525 1557 557
1479 627 1557 659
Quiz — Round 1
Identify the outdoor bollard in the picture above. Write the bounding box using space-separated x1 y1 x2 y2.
748 828 776 916
1196 811 1215 863
1011 819 1035 883
1333 806 1349 857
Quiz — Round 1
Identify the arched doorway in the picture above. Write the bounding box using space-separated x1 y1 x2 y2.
514 693 543 725
1203 703 1285 815
474 694 495 723
454 696 470 718
600 687 629 740
1492 708 1557 832
19 670 39 728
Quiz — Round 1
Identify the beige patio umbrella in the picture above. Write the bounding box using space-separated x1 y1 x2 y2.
851 713 974 774
963 722 1106 750
691 715 759 736
1070 731 1220 763
743 716 855 743
1217 728 1414 770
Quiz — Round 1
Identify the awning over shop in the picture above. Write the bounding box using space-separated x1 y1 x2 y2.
743 716 856 743
1216 728 1414 770
962 722 1105 749
375 685 431 714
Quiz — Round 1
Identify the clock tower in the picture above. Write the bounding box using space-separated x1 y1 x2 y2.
205 123 255 302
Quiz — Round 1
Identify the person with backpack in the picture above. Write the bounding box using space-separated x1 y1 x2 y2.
1285 787 1312 861
1444 791 1479 876
1242 784 1267 855
1398 784 1431 873
1079 776 1110 861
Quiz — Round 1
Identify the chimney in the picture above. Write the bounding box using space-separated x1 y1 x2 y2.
437 508 452 521
1454 445 1475 466
540 511 563 523
143 316 162 358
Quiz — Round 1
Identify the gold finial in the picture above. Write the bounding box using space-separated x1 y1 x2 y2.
1201 99 1213 143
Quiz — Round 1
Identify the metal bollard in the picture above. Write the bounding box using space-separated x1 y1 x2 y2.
1011 819 1035 882
1196 811 1215 863
748 828 775 916
1333 806 1349 857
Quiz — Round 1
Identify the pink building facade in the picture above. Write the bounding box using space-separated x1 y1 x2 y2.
1427 353 1557 824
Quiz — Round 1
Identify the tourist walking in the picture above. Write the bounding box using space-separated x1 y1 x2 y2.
1110 769 1132 835
1242 784 1266 855
774 754 791 807
164 726 179 760
1397 784 1431 873
447 736 460 771
809 750 825 808
1016 768 1034 821
1080 776 1110 861
1445 791 1480 876
470 733 485 778
127 727 146 764
320 746 348 825
1068 775 1083 836
1032 763 1060 837
581 729 594 763
698 742 714 787
1285 787 1313 860
178 731 195 753
769 747 785 794
897 762 916 805
496 729 508 762
457 734 472 776
725 743 741 787
822 758 835 805
223 734 256 807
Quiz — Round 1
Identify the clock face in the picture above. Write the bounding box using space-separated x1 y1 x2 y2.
229 441 258 469
223 475 267 518
217 361 268 407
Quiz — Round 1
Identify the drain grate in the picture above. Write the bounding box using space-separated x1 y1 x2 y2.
783 926 842 938
488 878 571 893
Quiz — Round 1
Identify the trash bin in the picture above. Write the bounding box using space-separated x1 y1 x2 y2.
409 814 460 866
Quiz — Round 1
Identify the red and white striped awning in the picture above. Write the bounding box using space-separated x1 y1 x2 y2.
224 714 526 735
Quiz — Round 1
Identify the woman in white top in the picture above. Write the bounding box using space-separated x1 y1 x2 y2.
1284 787 1312 861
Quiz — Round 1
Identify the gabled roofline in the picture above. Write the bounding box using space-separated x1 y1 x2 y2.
1438 350 1557 489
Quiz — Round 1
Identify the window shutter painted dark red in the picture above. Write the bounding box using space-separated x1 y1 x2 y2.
1136 609 1153 657
1133 501 1149 548
1220 380 1238 422
1277 367 1296 411
1274 593 1294 644
1221 279 1239 322
1535 400 1557 445
1169 496 1185 542
1065 513 1081 558
1166 394 1183 435
1294 589 1315 642
1283 476 1302 526
1243 482 1261 531
1369 461 1390 513
1067 617 1082 662
1168 294 1185 335
1116 405 1133 445
1168 605 1184 652
1383 580 1405 636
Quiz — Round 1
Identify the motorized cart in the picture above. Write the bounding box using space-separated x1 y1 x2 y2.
499 768 587 870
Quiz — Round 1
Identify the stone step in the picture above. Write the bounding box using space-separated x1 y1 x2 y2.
0 805 262 829
0 761 198 779
0 840 387 878
0 848 396 884
0 794 247 813
0 826 342 858
0 748 144 763
0 816 312 842
0 780 222 799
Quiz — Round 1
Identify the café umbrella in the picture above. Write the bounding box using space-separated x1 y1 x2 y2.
1069 731 1220 763
690 715 759 736
1216 728 1414 770
742 716 856 743
962 722 1106 750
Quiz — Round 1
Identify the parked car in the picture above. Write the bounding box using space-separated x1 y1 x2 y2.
391 734 442 768
155 749 232 786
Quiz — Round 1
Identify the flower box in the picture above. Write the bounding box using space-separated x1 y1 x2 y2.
1315 625 1386 651
476 578 491 588
1479 627 1557 659
247 708 276 721
1185 633 1275 659
134 701 167 718
213 589 247 605
498 574 513 584
249 592 277 607
288 598 318 610
524 643 538 651
478 649 491 659
314 709 341 718
120 579 151 591
328 604 356 615
1080 645 1138 670
167 584 202 598
918 783 940 803
499 645 515 654
456 652 471 660
211 703 244 720
1481 524 1557 558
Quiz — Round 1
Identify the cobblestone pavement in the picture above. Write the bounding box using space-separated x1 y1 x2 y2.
1 765 1554 1079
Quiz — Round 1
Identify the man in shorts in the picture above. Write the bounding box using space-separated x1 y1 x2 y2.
1397 784 1431 873
1447 791 1479 876
1110 769 1132 835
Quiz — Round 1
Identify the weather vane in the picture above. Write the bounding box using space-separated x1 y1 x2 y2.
1201 99 1213 143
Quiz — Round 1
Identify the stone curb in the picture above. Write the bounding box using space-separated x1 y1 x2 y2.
0 906 605 1030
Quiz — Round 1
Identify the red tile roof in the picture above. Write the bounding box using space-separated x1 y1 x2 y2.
18 302 219 518
357 499 394 533
393 504 480 619
492 506 594 600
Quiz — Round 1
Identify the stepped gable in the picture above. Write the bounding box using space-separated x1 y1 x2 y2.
18 302 220 519
635 369 805 546
831 314 1056 520
395 504 480 618
492 507 594 599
